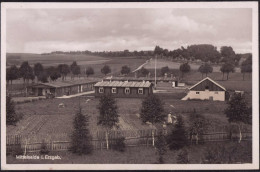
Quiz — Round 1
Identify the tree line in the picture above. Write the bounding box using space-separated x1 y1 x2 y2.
6 62 133 84
42 44 250 65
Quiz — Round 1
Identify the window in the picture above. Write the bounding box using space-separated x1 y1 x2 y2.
205 86 209 90
196 92 200 94
138 88 143 94
125 87 130 94
215 91 218 94
112 87 117 93
99 87 104 93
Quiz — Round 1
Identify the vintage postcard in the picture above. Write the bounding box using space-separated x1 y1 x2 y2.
1 1 259 170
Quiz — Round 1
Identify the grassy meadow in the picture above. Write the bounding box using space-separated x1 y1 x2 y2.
7 141 252 164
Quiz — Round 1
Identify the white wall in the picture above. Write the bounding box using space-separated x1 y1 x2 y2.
182 90 225 101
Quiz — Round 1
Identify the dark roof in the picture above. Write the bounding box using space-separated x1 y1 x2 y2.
94 81 152 88
104 76 176 82
29 79 99 88
189 77 226 91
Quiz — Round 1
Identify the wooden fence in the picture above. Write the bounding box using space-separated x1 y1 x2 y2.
6 129 252 153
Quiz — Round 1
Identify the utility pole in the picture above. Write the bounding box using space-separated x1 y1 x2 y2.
155 54 157 88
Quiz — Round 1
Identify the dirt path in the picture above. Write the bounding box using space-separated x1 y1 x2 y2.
56 91 94 99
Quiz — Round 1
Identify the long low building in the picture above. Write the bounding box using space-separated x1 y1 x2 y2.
94 81 153 98
26 80 98 97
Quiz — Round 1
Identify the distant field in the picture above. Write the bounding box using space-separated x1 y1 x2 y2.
144 59 241 72
6 53 110 67
6 53 148 78
78 56 148 77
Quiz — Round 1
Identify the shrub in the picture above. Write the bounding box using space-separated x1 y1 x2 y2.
155 132 167 164
167 115 188 150
70 107 93 155
202 141 252 164
177 149 190 164
111 137 126 152
11 143 23 157
40 140 50 155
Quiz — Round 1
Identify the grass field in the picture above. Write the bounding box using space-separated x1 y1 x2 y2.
7 92 252 140
6 53 148 79
7 53 110 67
7 141 252 164
7 97 154 138
144 59 241 72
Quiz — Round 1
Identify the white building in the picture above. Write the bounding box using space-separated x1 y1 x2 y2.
182 77 226 101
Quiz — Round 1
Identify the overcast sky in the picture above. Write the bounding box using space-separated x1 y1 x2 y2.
6 8 252 54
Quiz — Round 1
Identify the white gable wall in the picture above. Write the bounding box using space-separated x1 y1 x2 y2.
182 90 225 101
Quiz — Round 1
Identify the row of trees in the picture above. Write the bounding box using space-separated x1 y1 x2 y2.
154 45 243 65
159 55 252 80
42 44 248 64
6 61 135 84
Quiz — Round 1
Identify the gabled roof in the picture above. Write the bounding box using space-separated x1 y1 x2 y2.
94 81 152 88
189 77 226 91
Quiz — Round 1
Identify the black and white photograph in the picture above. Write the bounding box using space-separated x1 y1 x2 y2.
1 2 259 170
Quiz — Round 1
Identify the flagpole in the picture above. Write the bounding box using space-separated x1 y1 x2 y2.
155 54 157 88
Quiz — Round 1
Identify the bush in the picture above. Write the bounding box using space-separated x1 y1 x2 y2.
155 132 167 164
70 107 93 155
202 141 252 164
111 137 126 152
40 140 50 155
167 115 188 150
11 143 23 157
177 149 190 164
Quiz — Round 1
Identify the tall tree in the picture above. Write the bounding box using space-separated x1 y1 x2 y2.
140 95 165 146
101 65 111 75
6 65 19 85
154 45 164 56
70 61 81 79
121 65 131 75
58 64 70 80
46 66 61 82
220 62 235 80
85 67 94 77
97 94 119 150
139 67 149 77
71 107 93 154
19 61 35 84
220 46 236 63
179 62 191 78
38 71 48 83
241 55 252 80
33 63 44 82
6 95 18 125
160 66 170 76
167 115 188 150
224 93 251 143
198 63 213 78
